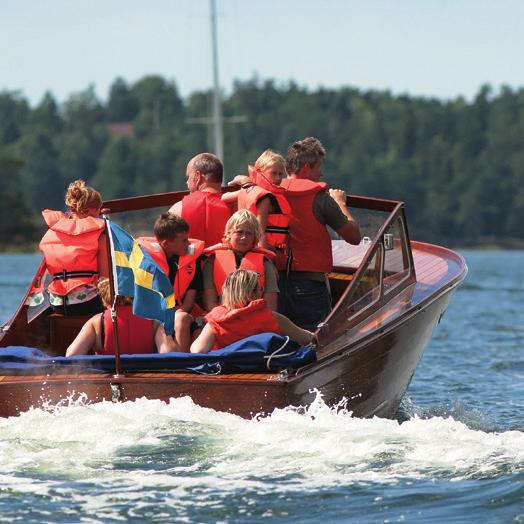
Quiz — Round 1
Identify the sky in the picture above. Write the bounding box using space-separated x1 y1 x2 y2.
1 0 523 107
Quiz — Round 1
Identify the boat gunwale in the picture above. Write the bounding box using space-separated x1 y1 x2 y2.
295 243 468 376
0 370 285 386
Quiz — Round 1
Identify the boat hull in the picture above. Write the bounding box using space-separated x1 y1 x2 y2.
0 284 455 419
285 286 455 418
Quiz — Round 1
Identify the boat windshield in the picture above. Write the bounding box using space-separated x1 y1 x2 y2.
323 196 415 345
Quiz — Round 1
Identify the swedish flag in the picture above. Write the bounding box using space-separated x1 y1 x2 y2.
107 221 175 335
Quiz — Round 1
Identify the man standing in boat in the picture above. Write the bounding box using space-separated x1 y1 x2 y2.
279 137 361 330
169 153 231 247
229 138 361 330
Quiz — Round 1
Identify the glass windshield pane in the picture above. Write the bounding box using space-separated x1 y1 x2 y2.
383 215 410 295
344 247 382 320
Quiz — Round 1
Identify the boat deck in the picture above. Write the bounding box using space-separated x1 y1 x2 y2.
411 241 466 301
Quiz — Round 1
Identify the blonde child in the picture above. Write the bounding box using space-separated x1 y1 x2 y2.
191 269 313 353
203 210 279 311
222 150 291 270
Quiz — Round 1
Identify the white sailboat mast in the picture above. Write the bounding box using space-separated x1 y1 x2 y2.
210 0 224 163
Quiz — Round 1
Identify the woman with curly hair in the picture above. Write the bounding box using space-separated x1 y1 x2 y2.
38 179 108 315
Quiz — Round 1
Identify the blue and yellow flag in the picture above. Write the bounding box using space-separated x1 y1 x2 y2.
107 221 175 335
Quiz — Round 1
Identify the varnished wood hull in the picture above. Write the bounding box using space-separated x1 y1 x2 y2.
0 283 456 419
285 287 456 418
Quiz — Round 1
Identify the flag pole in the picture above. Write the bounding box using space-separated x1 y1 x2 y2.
103 216 124 378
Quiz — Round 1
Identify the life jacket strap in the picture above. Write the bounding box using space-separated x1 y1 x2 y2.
265 225 290 234
52 270 98 281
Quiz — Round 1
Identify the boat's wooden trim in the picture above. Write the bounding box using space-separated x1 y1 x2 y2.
346 195 400 212
102 191 188 213
0 370 283 385
100 190 402 215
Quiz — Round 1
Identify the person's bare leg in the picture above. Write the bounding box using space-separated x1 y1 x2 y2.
175 311 192 352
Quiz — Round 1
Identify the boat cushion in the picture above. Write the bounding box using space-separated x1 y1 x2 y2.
0 333 316 375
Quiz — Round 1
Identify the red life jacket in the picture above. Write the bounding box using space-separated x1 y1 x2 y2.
238 166 292 271
280 178 333 273
181 191 231 247
39 210 105 296
100 305 155 354
137 236 204 306
204 243 275 296
205 298 282 349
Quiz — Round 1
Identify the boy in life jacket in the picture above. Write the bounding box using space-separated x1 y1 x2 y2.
191 269 314 353
66 278 178 356
222 150 292 272
38 179 109 316
203 210 279 312
137 213 205 352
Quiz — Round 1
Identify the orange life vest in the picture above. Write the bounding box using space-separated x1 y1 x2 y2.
205 298 282 349
238 166 292 271
100 305 155 355
39 210 105 296
204 243 275 296
137 236 204 306
181 191 231 247
280 178 333 273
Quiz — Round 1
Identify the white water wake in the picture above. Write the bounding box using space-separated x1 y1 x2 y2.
1 393 521 492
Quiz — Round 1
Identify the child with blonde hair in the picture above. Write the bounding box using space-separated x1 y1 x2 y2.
203 209 279 311
191 269 313 353
222 150 291 270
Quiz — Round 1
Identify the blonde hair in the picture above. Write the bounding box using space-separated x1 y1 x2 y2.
97 278 132 308
224 209 261 246
254 149 287 174
221 269 260 309
65 179 102 217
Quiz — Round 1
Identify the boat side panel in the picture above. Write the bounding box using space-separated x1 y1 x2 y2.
285 289 455 418
0 374 287 419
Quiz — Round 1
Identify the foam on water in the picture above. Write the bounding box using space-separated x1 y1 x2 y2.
1 394 522 493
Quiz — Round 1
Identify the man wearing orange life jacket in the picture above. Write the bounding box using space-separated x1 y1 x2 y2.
279 137 361 331
38 180 108 316
222 150 292 272
191 269 313 353
169 153 232 248
66 278 178 356
137 213 205 352
202 210 279 312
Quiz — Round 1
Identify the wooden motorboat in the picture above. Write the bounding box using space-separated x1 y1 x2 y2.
0 190 467 419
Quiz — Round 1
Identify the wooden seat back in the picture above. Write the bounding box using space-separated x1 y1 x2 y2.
48 314 90 356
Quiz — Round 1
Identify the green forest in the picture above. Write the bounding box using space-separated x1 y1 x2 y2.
1 76 523 250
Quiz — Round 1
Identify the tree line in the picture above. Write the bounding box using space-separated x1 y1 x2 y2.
1 76 523 250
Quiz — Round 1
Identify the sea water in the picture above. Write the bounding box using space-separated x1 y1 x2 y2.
0 252 522 523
